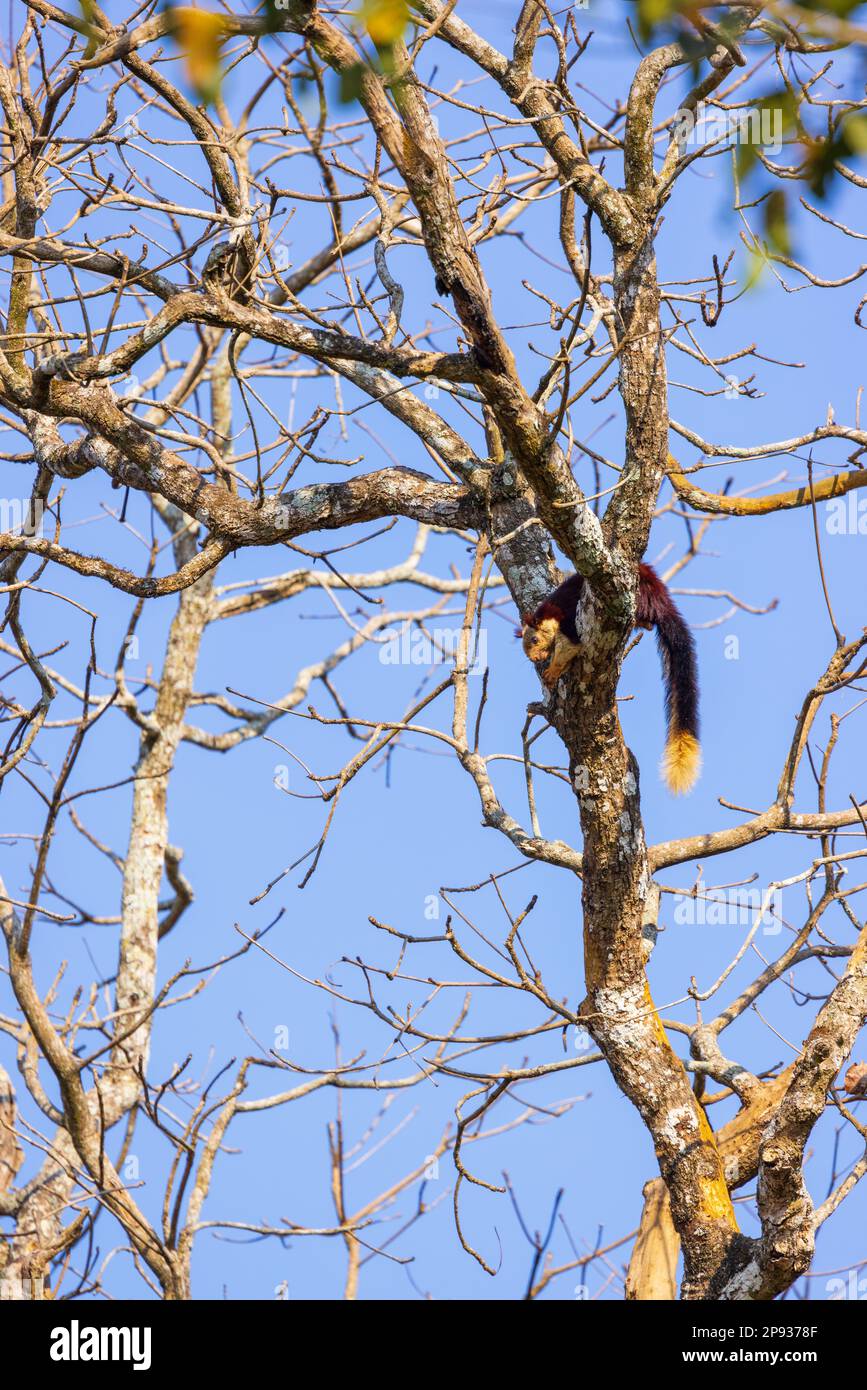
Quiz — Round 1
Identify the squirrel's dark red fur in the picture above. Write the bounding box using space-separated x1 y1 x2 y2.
520 564 701 795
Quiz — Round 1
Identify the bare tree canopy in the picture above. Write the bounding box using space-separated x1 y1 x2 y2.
0 0 866 1312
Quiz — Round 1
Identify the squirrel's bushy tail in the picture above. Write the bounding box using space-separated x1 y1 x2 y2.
638 564 701 795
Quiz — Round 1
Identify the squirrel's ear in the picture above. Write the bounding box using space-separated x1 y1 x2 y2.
521 613 532 627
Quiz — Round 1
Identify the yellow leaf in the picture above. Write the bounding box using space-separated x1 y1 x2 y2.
167 7 228 103
844 114 867 155
77 0 100 58
357 0 409 47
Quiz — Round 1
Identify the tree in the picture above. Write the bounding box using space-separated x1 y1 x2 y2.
0 0 865 1302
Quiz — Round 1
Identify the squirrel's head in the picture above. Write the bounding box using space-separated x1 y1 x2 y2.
521 614 560 664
